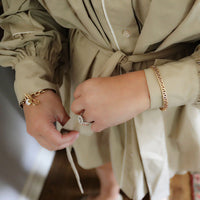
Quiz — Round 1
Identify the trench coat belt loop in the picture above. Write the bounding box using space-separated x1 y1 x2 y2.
96 43 190 78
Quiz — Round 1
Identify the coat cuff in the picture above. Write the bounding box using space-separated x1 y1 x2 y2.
14 56 59 105
144 57 199 110
144 67 162 109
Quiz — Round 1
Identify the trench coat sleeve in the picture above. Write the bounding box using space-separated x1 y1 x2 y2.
0 0 67 104
144 45 200 110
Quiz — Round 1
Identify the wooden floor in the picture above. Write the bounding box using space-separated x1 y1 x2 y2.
39 150 192 200
39 150 149 200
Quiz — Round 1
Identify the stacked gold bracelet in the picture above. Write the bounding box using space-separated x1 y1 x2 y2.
150 66 168 111
20 88 54 108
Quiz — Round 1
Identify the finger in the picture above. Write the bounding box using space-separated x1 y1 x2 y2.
37 131 78 151
55 132 80 150
42 121 79 147
56 109 70 126
61 130 80 141
71 97 85 115
73 84 82 99
82 111 94 123
35 135 56 151
91 122 103 133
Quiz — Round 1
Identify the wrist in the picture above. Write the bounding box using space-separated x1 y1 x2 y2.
20 88 56 108
137 70 151 110
127 70 151 111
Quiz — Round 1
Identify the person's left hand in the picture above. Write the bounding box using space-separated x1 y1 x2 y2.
71 70 150 132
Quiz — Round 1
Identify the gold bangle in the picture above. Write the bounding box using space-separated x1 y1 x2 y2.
20 88 55 108
150 66 168 111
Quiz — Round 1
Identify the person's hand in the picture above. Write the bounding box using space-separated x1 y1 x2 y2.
71 70 150 132
23 90 79 151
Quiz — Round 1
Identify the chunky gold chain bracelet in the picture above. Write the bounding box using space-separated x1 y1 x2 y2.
150 66 168 111
20 88 55 108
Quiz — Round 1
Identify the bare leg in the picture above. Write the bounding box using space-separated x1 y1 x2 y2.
87 167 191 200
88 162 120 200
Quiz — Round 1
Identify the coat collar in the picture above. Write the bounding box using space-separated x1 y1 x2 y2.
133 0 195 54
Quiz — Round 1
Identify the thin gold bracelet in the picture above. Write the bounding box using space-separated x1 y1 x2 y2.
19 88 55 108
150 66 168 111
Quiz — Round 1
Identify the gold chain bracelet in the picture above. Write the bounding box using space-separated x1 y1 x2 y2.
20 88 55 108
150 66 168 111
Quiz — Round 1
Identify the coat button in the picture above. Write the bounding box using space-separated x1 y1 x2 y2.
122 30 131 38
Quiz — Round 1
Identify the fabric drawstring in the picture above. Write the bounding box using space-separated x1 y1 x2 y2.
62 112 95 195
66 146 84 194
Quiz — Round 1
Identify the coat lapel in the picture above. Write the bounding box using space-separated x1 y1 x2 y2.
157 0 200 51
133 0 194 54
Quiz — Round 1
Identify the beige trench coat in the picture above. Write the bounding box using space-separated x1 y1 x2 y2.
1 0 200 199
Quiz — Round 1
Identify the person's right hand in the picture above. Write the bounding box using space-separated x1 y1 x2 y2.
23 90 79 151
